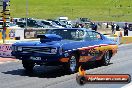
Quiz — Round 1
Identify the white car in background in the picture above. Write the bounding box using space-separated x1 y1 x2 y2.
56 16 68 22
47 21 64 28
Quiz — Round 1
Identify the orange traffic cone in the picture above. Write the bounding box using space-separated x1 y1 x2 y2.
119 31 122 37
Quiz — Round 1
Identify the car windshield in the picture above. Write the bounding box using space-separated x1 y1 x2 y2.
46 29 85 41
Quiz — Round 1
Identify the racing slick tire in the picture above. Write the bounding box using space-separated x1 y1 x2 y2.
63 53 79 74
100 51 110 66
22 60 35 71
96 50 110 66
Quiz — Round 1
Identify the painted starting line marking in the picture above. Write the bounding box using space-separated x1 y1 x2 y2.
0 60 20 64
122 83 132 88
0 62 5 64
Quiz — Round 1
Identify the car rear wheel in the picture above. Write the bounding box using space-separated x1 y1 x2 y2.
96 51 110 66
22 60 35 71
63 54 79 74
101 51 110 65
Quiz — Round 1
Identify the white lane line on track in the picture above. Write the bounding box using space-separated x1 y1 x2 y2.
0 62 4 64
122 83 132 88
0 61 13 64
0 60 20 65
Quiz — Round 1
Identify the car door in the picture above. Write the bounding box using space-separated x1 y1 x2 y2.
84 31 103 61
91 31 105 60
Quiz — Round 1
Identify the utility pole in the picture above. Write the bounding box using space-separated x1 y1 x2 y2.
0 0 10 43
71 8 73 19
26 0 28 29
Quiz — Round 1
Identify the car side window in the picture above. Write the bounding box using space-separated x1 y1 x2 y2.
85 31 94 40
92 32 102 40
85 31 102 41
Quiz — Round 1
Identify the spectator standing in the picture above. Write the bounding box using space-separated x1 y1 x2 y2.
123 23 129 36
111 23 115 34
116 24 120 31
106 22 109 28
94 24 97 31
74 22 80 28
91 23 97 31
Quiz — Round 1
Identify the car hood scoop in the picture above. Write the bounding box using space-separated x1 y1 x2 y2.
37 34 62 43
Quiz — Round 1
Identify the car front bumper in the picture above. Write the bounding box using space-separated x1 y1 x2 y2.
11 51 69 64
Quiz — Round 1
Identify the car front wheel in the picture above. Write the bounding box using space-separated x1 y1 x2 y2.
22 60 35 71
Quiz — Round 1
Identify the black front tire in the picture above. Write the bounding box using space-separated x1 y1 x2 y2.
22 60 35 71
63 54 79 74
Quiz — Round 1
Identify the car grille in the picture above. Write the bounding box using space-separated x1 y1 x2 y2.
22 47 55 54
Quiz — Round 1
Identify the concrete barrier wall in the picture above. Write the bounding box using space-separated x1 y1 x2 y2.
108 36 132 45
24 28 50 39
121 36 132 44
114 31 123 37
107 37 120 45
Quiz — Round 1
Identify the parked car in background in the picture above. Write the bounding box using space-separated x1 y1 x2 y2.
48 19 72 28
128 24 132 31
56 16 68 22
48 21 64 28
